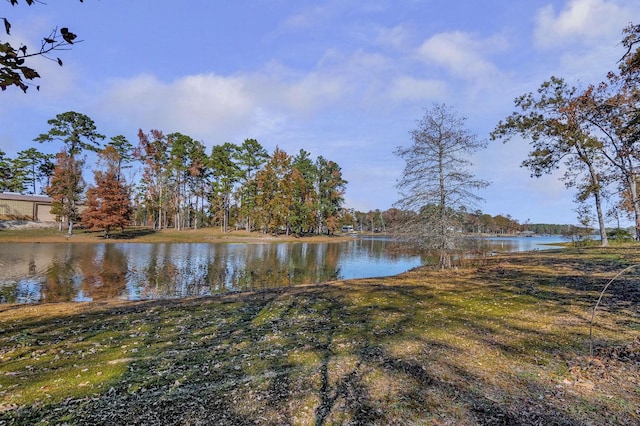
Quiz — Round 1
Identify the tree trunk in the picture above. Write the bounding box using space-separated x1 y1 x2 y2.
587 162 608 247
439 251 452 270
593 189 608 246
223 195 229 233
627 174 640 240
194 195 199 230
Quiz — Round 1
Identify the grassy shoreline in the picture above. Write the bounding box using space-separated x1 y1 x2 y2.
0 223 569 244
1 245 639 424
0 226 356 244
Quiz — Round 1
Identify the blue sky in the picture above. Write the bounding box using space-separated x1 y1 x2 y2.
1 0 638 225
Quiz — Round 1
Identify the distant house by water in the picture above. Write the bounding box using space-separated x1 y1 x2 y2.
0 193 55 222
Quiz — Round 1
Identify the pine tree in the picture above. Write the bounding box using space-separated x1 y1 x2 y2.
290 149 317 235
255 147 295 234
315 156 347 235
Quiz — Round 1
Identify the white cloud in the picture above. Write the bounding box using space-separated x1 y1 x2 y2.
280 5 333 33
280 71 349 113
96 44 407 148
530 0 640 85
534 0 631 49
376 25 413 50
387 76 447 102
417 31 507 86
97 66 358 150
98 73 258 144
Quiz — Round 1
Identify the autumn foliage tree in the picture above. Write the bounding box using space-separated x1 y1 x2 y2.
255 147 295 234
35 111 104 234
46 151 84 234
492 77 610 247
82 146 132 238
570 23 640 240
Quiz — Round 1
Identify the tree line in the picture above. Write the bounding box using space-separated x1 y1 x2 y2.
0 115 592 239
1 111 347 237
346 207 573 236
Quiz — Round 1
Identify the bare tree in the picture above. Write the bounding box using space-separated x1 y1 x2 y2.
394 104 489 269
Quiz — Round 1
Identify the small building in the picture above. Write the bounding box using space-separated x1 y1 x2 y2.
0 193 56 222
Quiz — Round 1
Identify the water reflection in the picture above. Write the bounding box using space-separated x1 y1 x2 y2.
0 236 566 304
0 238 422 304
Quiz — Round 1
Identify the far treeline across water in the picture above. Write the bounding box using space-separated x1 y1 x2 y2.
364 208 594 236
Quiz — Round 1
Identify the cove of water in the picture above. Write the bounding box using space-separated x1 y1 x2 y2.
0 235 566 304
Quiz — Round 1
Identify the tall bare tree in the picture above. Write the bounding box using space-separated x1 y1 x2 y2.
394 104 489 269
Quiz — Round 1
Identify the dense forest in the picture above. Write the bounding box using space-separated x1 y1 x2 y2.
1 117 353 236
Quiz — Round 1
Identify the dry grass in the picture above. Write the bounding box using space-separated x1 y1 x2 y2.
1 246 639 425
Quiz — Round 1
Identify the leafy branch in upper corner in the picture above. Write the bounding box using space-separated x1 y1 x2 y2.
1 0 83 93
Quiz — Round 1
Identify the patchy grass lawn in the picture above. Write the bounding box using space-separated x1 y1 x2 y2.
1 246 639 425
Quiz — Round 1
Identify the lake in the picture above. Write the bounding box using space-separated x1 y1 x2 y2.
483 235 566 252
0 235 566 304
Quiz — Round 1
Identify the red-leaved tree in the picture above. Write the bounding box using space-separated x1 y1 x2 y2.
82 146 132 238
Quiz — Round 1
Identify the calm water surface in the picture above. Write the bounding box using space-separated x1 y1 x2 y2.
0 235 565 304
483 235 566 252
0 237 424 303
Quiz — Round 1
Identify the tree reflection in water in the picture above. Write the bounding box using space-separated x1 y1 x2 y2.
0 238 423 303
